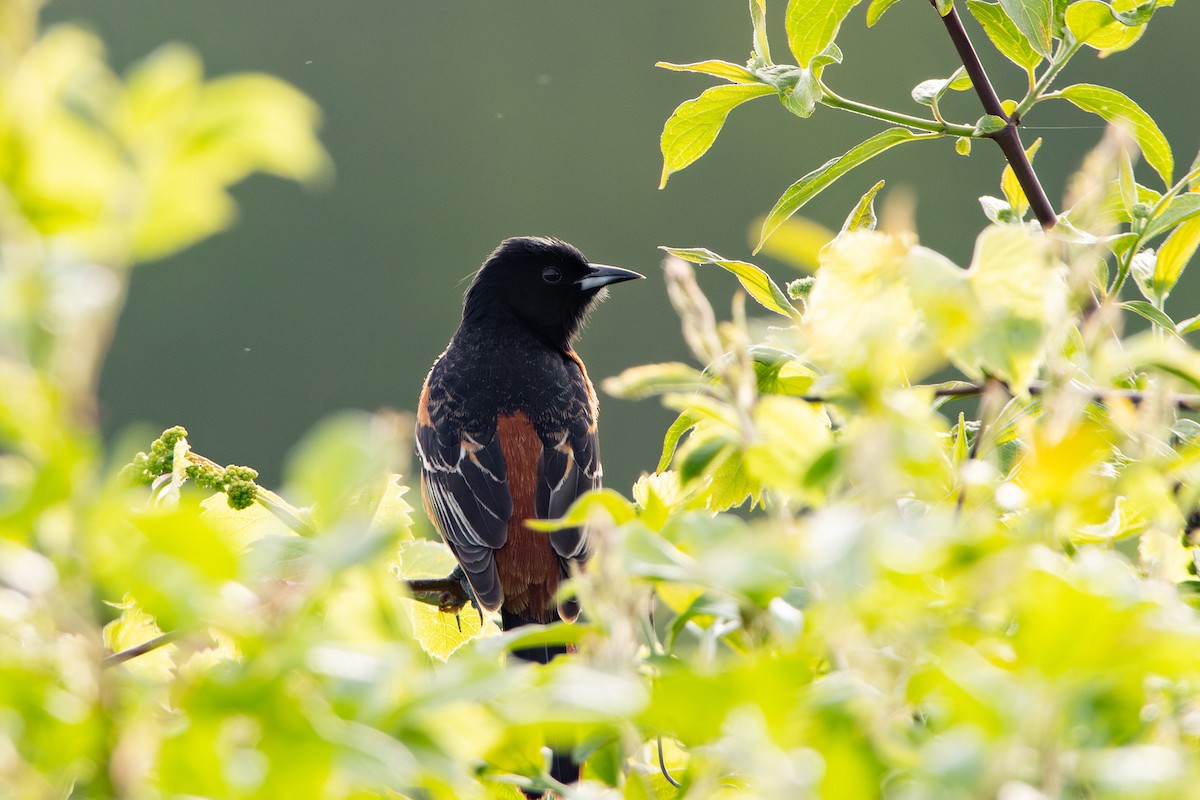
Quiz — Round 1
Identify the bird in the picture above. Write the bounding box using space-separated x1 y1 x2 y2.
415 236 642 793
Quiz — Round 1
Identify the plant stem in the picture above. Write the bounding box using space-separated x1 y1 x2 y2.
1014 37 1083 120
818 88 975 137
803 380 1200 410
103 629 184 668
931 1 1058 229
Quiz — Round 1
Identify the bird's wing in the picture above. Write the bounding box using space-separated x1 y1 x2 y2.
416 410 511 613
536 351 601 565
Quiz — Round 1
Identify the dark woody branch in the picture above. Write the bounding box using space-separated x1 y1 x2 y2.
932 1 1058 230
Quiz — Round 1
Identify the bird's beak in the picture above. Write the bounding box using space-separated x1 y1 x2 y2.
578 263 645 292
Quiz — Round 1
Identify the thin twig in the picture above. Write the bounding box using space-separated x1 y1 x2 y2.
801 381 1200 410
103 629 184 668
932 1 1057 229
657 735 682 788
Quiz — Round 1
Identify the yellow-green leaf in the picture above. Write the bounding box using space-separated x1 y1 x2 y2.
1065 0 1146 53
751 0 772 62
1001 137 1042 217
1154 216 1200 299
757 128 938 251
867 0 905 26
967 0 1043 70
1056 84 1173 188
785 0 863 68
659 84 774 188
601 362 710 400
398 539 498 660
656 60 760 84
842 179 886 233
663 246 799 318
998 0 1053 58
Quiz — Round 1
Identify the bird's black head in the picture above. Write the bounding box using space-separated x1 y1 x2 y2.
461 236 643 348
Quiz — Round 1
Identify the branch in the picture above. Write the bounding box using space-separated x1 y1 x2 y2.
802 380 1200 410
404 576 474 612
103 629 184 668
931 1 1058 230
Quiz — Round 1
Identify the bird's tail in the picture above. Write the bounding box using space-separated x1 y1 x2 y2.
500 608 579 796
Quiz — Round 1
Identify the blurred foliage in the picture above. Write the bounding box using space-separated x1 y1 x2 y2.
5 0 1200 799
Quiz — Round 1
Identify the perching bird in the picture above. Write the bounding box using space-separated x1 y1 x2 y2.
415 236 642 791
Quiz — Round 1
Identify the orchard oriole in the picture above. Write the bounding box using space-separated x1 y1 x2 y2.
415 236 642 792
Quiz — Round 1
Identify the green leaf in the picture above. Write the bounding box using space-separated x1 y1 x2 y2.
998 0 1054 58
973 114 1008 136
659 83 775 188
1001 137 1042 217
1122 300 1178 334
867 0 904 25
1065 0 1146 53
601 362 710 400
1154 216 1200 299
525 489 637 530
398 539 498 659
758 128 938 250
842 180 885 233
967 0 1043 70
1145 193 1200 241
751 0 772 63
663 246 799 318
658 411 699 473
785 0 862 68
656 60 760 84
911 68 973 108
1056 84 1173 188
956 137 972 155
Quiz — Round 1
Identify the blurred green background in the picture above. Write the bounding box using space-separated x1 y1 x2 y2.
43 0 1200 491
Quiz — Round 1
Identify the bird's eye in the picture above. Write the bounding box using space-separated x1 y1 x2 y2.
542 266 562 284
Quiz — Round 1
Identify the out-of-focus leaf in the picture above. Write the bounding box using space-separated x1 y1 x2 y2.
525 489 637 531
601 362 710 400
103 595 176 680
753 215 835 271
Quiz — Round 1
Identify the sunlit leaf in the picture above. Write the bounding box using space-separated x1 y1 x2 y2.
656 60 760 84
659 84 774 188
867 0 905 26
842 180 886 233
1065 0 1146 53
663 246 799 318
967 0 1044 70
1154 216 1200 299
998 0 1054 58
1056 84 1173 188
1001 138 1042 218
757 128 939 251
785 0 863 68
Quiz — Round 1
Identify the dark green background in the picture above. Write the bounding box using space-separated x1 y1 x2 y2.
44 1 1200 491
